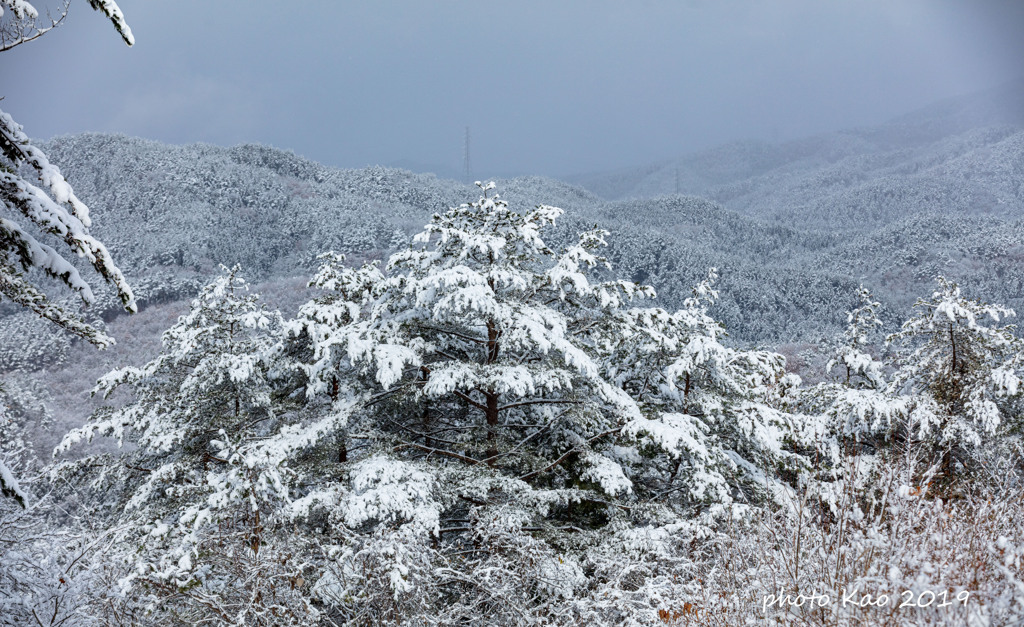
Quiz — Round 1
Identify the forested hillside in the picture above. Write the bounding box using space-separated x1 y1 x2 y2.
20 91 1024 350
2 82 1022 456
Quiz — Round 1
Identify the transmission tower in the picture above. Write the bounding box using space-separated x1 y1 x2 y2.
463 126 473 182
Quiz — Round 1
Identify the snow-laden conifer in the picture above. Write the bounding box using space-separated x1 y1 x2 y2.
798 286 909 449
1 0 136 347
888 276 1024 474
609 269 802 514
56 267 316 626
0 0 136 511
787 286 912 516
296 182 652 495
280 183 806 622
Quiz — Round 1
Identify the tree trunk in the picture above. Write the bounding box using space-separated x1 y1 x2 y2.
949 323 957 377
331 377 347 463
485 319 500 462
485 391 499 463
421 366 432 449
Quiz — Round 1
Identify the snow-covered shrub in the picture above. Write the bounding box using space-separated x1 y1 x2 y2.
694 443 1024 626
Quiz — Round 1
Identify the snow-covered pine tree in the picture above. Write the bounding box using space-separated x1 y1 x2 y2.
0 105 136 348
295 181 650 509
278 183 807 623
282 251 384 465
887 276 1024 478
796 286 909 451
1 0 135 344
283 183 667 622
782 286 914 517
56 267 315 626
1 0 136 507
606 269 801 517
829 285 885 390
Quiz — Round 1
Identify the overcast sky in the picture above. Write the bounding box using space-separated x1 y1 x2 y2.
3 0 1023 177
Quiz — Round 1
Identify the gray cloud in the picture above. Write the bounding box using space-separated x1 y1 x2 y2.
2 0 1022 177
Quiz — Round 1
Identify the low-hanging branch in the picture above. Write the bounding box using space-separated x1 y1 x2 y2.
392 440 484 466
517 427 623 481
497 398 580 412
383 417 463 447
417 324 489 345
453 389 489 413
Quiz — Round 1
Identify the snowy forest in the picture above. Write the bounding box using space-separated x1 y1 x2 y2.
3 2 1024 626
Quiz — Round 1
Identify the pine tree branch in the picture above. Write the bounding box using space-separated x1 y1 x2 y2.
497 398 580 412
383 417 463 446
417 324 488 345
517 427 622 481
454 390 489 413
392 441 482 465
363 384 413 408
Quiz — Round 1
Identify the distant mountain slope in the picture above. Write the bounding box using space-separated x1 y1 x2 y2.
40 136 617 280
567 78 1024 231
41 134 465 276
14 134 855 347
9 82 1024 469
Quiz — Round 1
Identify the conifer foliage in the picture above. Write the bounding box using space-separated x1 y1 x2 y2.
888 276 1024 471
59 267 315 625
303 181 652 489
798 285 907 452
0 0 136 344
610 270 800 513
0 0 136 509
278 183 805 622
286 182 667 621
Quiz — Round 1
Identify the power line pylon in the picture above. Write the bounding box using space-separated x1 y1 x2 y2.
463 126 473 182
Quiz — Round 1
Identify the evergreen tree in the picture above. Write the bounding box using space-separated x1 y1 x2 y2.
1 0 135 344
887 276 1024 476
799 285 909 451
789 286 911 516
58 268 315 626
282 183 804 622
609 269 802 515
1 0 136 508
296 182 650 503
829 285 885 390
